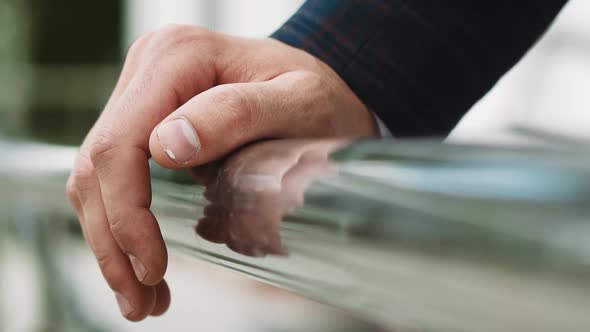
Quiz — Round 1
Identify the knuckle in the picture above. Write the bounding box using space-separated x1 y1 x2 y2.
96 253 127 288
157 23 209 40
107 208 152 242
125 25 198 64
65 177 79 203
95 249 113 268
126 25 216 65
295 71 330 108
89 131 116 165
157 23 188 37
126 33 152 60
295 71 337 131
108 213 123 229
70 154 95 192
151 24 189 52
150 24 214 57
300 70 327 93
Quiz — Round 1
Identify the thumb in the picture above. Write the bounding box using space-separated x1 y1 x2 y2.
149 71 337 169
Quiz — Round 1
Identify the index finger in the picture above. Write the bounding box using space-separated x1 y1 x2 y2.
86 51 195 285
90 141 167 286
86 28 221 285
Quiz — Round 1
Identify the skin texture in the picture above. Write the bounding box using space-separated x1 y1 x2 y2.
66 25 378 321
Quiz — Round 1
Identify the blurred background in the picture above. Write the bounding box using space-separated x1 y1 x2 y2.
0 0 589 331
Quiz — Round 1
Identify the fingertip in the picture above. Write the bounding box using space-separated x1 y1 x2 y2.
116 285 157 322
149 117 202 169
150 280 171 317
134 249 168 287
112 209 168 287
149 126 178 169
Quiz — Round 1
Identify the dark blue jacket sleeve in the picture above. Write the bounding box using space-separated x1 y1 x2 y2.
272 0 567 136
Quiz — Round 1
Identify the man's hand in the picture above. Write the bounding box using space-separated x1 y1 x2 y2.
66 25 378 321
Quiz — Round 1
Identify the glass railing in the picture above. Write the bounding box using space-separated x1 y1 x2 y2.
2 137 590 331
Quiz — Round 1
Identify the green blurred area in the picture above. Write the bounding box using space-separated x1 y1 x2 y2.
0 0 122 145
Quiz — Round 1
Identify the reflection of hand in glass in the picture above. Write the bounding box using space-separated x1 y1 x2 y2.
195 139 345 258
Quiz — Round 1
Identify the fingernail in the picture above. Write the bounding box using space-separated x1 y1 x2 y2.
129 254 147 282
115 292 134 317
157 117 200 164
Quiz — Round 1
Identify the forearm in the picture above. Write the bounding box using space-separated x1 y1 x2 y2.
273 0 568 136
